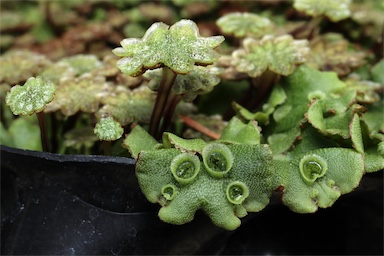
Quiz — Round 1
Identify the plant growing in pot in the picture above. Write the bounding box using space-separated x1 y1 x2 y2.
1 0 383 255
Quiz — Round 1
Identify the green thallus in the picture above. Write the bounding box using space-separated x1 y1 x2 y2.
127 119 275 230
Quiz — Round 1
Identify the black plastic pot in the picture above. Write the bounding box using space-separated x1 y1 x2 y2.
1 145 383 255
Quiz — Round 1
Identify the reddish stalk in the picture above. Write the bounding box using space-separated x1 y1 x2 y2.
158 94 182 138
180 115 221 140
36 112 50 152
149 67 177 139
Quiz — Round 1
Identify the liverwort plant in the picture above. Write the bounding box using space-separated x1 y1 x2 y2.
125 117 273 230
94 116 124 155
274 147 365 213
1 1 383 235
216 12 273 39
44 73 109 116
292 0 352 40
5 76 55 151
293 0 351 22
231 35 309 77
112 19 224 138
